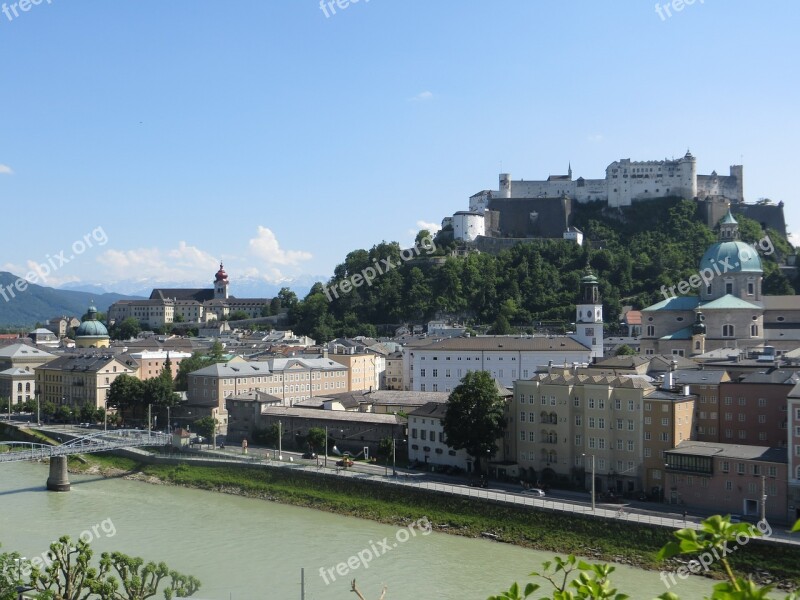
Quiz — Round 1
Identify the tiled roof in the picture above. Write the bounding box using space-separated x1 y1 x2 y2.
419 335 589 352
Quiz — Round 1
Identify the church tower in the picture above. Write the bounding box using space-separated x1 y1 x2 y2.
574 266 604 358
214 263 229 300
691 312 706 356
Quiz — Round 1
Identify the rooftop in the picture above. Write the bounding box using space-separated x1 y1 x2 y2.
666 440 787 463
419 335 589 353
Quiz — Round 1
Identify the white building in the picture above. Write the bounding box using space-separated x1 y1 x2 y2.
468 151 743 210
408 402 471 471
452 211 485 241
410 335 592 392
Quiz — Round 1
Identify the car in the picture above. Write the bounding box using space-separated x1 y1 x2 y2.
302 451 317 459
336 458 353 467
522 487 546 497
468 478 489 489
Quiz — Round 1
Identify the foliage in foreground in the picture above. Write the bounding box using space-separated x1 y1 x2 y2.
0 536 200 600
488 516 800 600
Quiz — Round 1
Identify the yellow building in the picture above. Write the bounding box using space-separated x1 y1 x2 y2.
329 353 380 392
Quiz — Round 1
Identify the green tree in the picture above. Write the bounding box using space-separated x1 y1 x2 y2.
442 371 507 476
489 315 513 335
79 401 97 423
305 427 327 453
614 344 636 356
25 535 201 600
54 404 74 423
228 310 250 321
108 374 145 411
376 437 393 462
42 400 56 420
277 287 298 309
193 416 217 443
113 317 142 341
253 423 280 447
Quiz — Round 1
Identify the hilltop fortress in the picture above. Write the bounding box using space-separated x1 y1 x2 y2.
444 151 786 247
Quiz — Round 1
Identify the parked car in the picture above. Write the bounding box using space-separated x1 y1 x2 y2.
302 451 317 459
468 477 489 489
522 487 546 497
336 457 353 467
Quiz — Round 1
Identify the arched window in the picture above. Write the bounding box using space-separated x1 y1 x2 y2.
549 412 558 424
722 324 735 338
540 411 548 423
548 450 557 464
17 383 22 392
25 383 30 392
695 341 701 350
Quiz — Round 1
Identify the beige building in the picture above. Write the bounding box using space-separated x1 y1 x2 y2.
128 350 192 380
188 357 349 428
511 370 694 496
0 343 56 405
385 351 404 390
35 350 138 410
329 353 380 392
788 382 800 523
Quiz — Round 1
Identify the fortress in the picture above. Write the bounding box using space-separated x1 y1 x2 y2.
444 151 786 245
469 151 743 210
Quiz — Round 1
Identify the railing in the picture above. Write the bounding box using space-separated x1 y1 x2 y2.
0 429 171 463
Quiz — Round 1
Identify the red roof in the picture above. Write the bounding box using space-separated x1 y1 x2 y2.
624 310 642 326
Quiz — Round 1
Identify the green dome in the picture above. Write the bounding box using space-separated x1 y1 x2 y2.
699 241 762 273
76 304 109 338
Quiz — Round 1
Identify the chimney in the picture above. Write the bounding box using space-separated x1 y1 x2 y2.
661 359 678 391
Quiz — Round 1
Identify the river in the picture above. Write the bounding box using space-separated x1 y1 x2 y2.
0 462 713 599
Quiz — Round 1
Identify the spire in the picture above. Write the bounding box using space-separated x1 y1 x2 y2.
568 162 572 179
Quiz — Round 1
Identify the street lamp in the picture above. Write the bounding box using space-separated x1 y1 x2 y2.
278 420 282 460
35 390 40 425
760 474 767 523
583 453 595 512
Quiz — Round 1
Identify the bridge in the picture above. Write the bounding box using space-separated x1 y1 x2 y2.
0 429 171 491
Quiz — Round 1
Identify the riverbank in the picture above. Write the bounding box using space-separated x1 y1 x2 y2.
70 452 800 590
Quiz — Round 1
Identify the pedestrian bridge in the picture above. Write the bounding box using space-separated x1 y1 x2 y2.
0 429 171 491
0 429 171 463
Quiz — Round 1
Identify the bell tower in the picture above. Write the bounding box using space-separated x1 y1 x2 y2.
214 263 229 300
574 266 604 358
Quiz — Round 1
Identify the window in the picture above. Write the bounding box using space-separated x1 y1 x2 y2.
758 415 766 424
412 429 418 439
420 369 426 377
598 399 605 409
758 398 767 407
529 432 535 442
738 397 746 406
520 411 526 422
616 439 623 450
725 397 732 406
725 412 732 421
520 431 525 441
627 440 634 452
737 463 745 474
575 435 582 446
747 282 755 295
722 324 735 338
738 414 746 422
644 416 651 425
647 325 655 336
614 399 621 410
659 432 669 442
574 397 581 407
541 395 547 405
432 369 438 377
575 415 582 426
529 413 535 423
644 431 651 440
725 481 732 491
598 418 605 429
588 417 596 428
421 430 426 441
661 418 669 426
616 419 623 430
644 402 651 411
644 448 651 457
588 398 595 409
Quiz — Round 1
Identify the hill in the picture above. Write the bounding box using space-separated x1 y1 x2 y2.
285 199 799 341
0 272 141 328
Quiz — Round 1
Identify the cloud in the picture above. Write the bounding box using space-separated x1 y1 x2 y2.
0 164 14 175
96 242 218 282
409 220 441 236
587 134 603 143
410 91 433 102
248 226 313 267
788 230 800 249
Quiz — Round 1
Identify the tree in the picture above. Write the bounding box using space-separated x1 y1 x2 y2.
614 344 636 356
42 400 56 420
277 287 298 309
228 310 249 321
253 423 280 447
377 437 393 462
108 375 144 411
305 427 327 453
113 317 141 341
193 417 217 443
441 371 507 476
488 315 513 335
54 404 73 423
24 535 201 600
79 401 97 423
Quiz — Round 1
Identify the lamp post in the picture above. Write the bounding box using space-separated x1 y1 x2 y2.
324 424 328 468
278 420 282 460
35 390 40 426
583 453 595 511
760 474 767 523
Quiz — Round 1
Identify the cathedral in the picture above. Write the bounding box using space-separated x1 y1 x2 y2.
639 212 799 357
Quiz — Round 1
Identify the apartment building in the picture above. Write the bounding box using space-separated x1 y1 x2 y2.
35 351 138 410
788 381 800 523
717 370 799 447
127 350 192 380
672 369 730 442
329 353 381 392
510 371 694 496
665 441 788 523
384 351 404 390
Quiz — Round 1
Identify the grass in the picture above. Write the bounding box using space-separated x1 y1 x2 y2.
73 455 800 587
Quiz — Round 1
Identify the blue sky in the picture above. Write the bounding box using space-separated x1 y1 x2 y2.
1 0 798 293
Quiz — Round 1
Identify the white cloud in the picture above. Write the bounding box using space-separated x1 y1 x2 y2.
788 230 800 249
410 90 433 102
409 220 441 236
96 242 218 282
0 164 14 175
248 226 313 267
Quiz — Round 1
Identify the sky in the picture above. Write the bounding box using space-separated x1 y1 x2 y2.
1 0 798 294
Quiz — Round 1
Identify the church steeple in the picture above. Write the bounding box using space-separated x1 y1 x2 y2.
568 162 573 180
573 266 603 359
